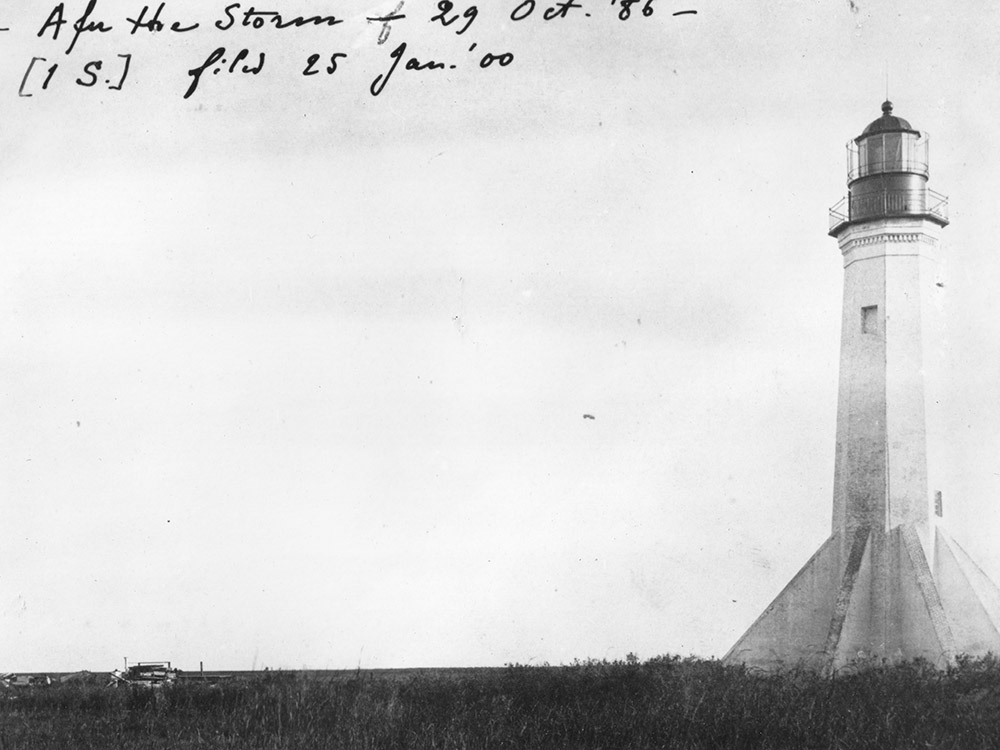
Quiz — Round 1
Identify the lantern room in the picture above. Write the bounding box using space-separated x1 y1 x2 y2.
829 101 949 236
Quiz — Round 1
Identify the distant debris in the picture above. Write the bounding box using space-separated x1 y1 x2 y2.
108 661 232 688
583 414 595 420
1 673 51 688
109 662 178 688
2 664 234 691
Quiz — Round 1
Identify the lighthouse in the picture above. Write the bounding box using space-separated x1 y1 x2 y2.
724 102 1000 672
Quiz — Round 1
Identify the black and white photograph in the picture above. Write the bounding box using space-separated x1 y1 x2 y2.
4 0 1000 746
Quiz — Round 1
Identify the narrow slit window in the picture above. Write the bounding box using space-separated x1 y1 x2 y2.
861 305 878 334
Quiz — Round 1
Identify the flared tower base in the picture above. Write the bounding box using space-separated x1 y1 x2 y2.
723 525 1000 672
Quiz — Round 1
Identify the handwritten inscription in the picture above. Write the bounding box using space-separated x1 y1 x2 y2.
10 0 698 98
184 46 265 98
214 4 345 31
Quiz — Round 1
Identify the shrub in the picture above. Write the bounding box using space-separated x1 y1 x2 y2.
2 656 1000 748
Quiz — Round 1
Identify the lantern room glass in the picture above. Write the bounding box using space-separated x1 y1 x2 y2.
847 132 929 182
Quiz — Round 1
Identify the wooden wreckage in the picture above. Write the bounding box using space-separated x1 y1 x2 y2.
108 662 180 688
1 661 231 690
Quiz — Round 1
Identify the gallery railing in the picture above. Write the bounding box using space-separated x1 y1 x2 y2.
828 189 949 234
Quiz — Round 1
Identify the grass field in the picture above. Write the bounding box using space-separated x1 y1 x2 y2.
3 655 1000 748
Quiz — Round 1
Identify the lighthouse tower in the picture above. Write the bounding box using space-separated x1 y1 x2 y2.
724 102 1000 672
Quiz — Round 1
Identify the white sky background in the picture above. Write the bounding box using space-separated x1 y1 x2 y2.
3 0 1000 671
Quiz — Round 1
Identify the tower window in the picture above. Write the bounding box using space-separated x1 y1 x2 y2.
861 305 878 334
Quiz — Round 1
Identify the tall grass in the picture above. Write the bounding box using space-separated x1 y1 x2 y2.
2 655 1000 748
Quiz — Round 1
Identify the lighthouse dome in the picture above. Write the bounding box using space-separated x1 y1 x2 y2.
860 100 919 137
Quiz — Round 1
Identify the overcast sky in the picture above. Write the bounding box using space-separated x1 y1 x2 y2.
4 0 1000 672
